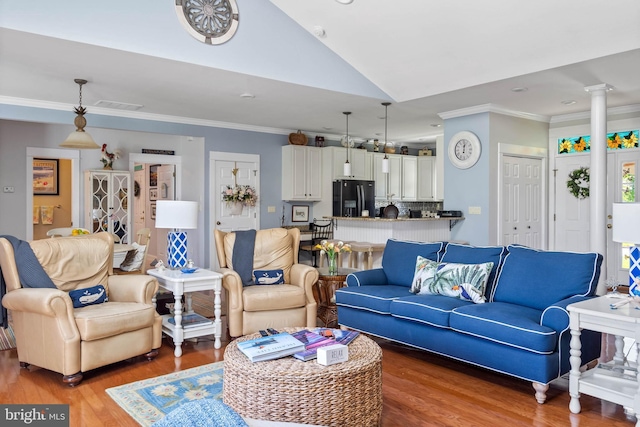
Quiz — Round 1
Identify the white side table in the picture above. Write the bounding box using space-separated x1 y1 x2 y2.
147 268 223 357
568 296 640 426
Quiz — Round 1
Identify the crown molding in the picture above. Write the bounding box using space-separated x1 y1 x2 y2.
0 96 294 137
550 103 640 124
438 103 550 123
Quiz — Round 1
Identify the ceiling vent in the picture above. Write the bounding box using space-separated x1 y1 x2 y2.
94 100 144 111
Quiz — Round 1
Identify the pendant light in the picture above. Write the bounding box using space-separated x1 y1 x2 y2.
343 111 352 176
60 79 100 149
381 102 391 173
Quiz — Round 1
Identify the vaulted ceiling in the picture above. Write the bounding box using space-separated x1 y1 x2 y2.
1 0 639 146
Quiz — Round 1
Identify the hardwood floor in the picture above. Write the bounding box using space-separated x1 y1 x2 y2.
0 334 633 427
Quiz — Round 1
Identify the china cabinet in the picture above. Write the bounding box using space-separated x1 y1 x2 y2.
85 169 131 243
282 145 322 200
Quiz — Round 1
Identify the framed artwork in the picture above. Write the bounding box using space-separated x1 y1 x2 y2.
33 159 59 195
149 188 158 201
150 202 156 220
292 205 309 223
149 164 159 187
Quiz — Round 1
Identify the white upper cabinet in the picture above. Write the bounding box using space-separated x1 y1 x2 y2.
401 156 417 201
372 153 401 201
282 145 322 201
325 146 368 180
417 156 436 201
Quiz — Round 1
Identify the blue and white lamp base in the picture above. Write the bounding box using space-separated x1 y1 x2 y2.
168 231 189 269
630 246 640 297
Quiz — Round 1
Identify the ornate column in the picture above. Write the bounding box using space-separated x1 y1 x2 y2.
585 83 613 295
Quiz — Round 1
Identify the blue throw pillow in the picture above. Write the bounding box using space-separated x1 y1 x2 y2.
253 269 285 285
68 284 108 308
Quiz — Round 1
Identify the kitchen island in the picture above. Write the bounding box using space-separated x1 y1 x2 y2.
328 216 463 268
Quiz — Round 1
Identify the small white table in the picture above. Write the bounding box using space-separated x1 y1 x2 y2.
147 268 223 357
568 296 640 425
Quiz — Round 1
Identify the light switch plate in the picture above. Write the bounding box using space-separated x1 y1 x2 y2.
468 206 481 215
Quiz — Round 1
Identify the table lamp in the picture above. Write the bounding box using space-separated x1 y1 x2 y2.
155 200 198 269
612 202 640 293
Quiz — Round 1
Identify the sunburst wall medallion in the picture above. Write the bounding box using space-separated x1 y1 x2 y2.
175 0 239 45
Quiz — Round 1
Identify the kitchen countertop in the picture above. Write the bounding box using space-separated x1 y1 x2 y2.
328 216 464 222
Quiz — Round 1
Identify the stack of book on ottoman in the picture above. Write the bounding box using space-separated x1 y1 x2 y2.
237 328 359 363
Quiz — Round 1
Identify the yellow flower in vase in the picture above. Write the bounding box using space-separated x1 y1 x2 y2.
314 240 351 274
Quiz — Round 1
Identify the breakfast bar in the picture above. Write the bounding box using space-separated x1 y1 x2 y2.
329 216 463 268
329 216 462 244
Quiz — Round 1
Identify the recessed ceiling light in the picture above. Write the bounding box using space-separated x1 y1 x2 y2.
335 0 354 4
511 87 528 92
240 93 255 99
430 124 441 128
561 100 577 105
322 127 333 131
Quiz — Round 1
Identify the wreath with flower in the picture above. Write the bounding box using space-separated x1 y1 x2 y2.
222 184 258 206
567 167 589 199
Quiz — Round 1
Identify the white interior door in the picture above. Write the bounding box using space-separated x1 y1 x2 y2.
607 150 640 286
553 155 591 251
209 152 260 269
501 155 542 247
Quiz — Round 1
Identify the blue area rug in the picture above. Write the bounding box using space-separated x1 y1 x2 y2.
106 362 224 427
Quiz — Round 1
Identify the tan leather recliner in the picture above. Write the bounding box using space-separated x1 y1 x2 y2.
0 233 162 386
214 228 318 337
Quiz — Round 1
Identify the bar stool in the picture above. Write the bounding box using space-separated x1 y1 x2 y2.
348 242 386 270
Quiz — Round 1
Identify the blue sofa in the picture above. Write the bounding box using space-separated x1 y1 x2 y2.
336 240 603 403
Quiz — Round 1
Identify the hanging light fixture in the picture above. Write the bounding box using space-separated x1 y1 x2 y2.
343 111 352 176
381 102 391 173
60 79 100 149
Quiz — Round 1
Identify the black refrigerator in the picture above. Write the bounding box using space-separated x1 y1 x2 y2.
332 180 375 217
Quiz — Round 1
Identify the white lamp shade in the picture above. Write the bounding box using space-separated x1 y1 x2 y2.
155 200 198 229
381 157 390 174
612 202 640 243
343 161 351 176
60 130 100 149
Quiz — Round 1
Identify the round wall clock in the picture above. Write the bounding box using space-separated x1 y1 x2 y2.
448 131 481 169
175 0 239 45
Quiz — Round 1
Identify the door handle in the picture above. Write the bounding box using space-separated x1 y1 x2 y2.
216 221 221 225
607 224 612 229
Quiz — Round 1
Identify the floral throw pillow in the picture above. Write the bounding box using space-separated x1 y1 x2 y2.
410 256 439 294
417 262 494 304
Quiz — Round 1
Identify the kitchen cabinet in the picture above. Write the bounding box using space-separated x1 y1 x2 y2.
417 156 436 201
372 153 401 201
282 145 322 200
85 169 131 243
401 156 417 201
324 146 369 181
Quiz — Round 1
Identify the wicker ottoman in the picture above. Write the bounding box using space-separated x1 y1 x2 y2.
223 328 382 426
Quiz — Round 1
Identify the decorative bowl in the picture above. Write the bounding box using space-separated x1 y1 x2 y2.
180 267 198 274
